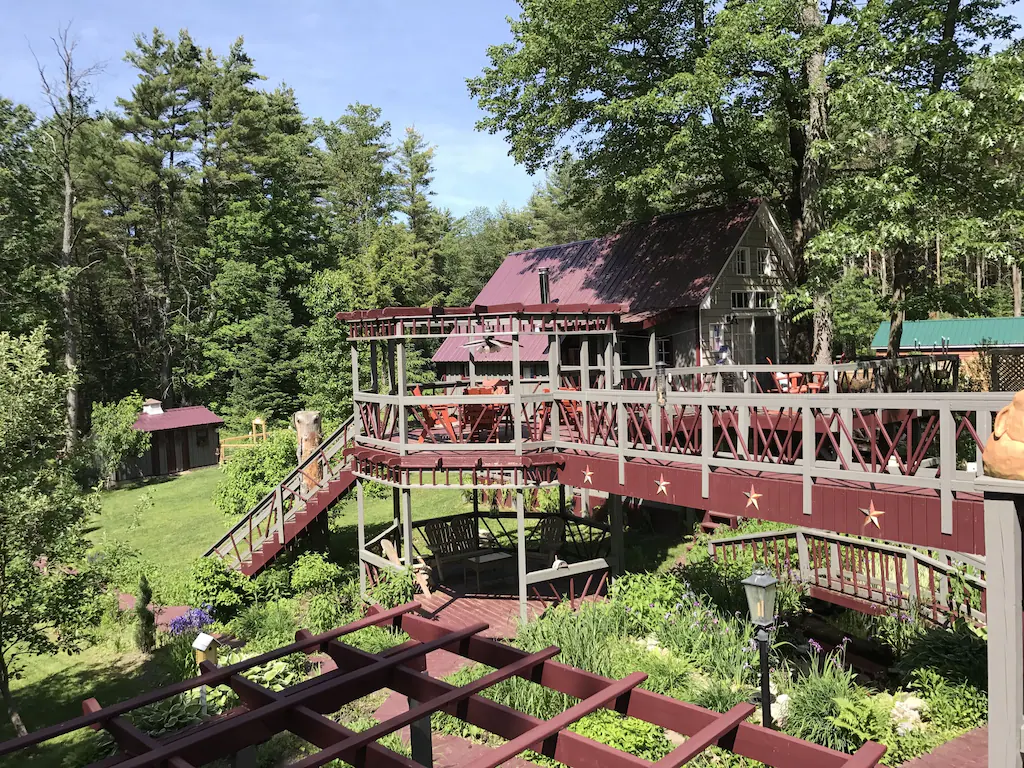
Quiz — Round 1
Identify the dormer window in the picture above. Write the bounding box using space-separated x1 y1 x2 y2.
756 248 772 276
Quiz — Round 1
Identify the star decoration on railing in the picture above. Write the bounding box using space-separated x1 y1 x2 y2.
860 500 885 529
655 474 670 495
744 485 762 510
582 465 594 485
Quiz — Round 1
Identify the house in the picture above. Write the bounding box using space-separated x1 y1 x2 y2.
433 199 793 379
121 399 224 480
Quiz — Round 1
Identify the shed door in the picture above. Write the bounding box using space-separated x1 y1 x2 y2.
165 432 177 474
181 429 191 471
754 316 776 363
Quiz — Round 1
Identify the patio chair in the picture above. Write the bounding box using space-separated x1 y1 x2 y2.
412 385 460 443
527 516 566 569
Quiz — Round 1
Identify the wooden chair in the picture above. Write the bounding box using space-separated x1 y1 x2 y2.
412 386 459 443
421 517 495 582
527 516 566 568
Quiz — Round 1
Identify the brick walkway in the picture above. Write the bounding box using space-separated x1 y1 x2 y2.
902 726 986 767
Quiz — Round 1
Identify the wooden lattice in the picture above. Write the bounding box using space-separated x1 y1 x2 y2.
0 604 886 768
991 350 1024 392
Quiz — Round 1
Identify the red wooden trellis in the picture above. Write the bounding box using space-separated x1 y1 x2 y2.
0 604 886 768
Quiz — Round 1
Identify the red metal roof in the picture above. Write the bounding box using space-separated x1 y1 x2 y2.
132 406 224 433
435 200 761 364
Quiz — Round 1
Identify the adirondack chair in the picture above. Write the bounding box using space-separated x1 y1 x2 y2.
412 386 460 443
527 516 566 568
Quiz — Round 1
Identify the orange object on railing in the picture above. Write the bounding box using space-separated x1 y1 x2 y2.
412 385 459 443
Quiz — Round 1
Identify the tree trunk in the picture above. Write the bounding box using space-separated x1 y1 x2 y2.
802 0 830 364
1013 262 1021 317
887 251 909 358
294 410 323 496
0 662 28 738
61 168 78 452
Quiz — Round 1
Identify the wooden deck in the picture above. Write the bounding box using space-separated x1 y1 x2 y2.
415 586 552 639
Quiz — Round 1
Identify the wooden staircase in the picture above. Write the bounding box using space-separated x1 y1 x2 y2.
699 510 738 535
205 416 357 576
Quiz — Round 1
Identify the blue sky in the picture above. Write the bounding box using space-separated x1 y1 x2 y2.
0 0 535 216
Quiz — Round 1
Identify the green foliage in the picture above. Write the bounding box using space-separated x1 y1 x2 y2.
896 618 987 689
569 709 672 762
0 328 103 734
832 274 888 358
608 572 686 637
785 649 865 753
290 552 342 595
214 430 296 516
90 392 151 479
134 574 156 653
187 557 255 618
369 568 417 609
909 668 987 732
253 568 293 602
205 651 308 713
228 600 299 652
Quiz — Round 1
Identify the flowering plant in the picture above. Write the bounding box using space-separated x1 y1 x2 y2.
169 605 214 637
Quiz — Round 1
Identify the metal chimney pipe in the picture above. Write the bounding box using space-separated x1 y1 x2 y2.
539 268 550 304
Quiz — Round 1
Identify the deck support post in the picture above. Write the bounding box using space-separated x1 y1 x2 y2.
549 326 560 444
407 656 434 767
609 493 624 576
982 487 1024 768
351 342 362 439
369 340 379 394
516 488 528 624
512 322 523 456
468 351 477 388
580 336 591 514
795 530 810 583
357 480 366 599
395 331 408 455
401 487 413 569
559 484 566 516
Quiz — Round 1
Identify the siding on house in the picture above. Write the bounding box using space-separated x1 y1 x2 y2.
699 217 784 365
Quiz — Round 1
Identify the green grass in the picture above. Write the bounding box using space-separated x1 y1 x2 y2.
88 466 230 574
1 641 177 767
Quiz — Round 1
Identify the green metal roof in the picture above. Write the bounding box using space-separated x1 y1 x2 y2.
872 317 1024 350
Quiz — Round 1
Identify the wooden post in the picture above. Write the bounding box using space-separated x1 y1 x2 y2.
609 493 624 576
401 487 413 568
468 351 477 387
512 320 523 456
351 342 363 439
549 328 560 444
396 332 408 455
369 340 379 394
293 411 323 497
981 487 1024 768
795 530 811 583
407 655 433 766
580 336 591 514
516 489 528 624
357 480 367 599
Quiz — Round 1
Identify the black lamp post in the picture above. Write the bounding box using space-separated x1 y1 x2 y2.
742 564 778 728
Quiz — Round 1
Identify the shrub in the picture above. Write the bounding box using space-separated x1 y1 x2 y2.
909 668 987 732
896 618 987 689
569 709 672 762
187 558 256 618
229 600 299 651
305 586 360 635
291 552 342 595
134 574 156 653
369 568 417 609
254 568 293 602
609 571 686 636
214 430 296 516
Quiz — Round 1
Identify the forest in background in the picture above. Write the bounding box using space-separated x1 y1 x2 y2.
0 28 597 436
3 0 1024 442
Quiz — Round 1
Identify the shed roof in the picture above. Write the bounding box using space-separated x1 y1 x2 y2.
434 199 763 364
872 317 1024 350
132 405 224 433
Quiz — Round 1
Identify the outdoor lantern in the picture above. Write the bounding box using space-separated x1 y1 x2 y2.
742 564 778 628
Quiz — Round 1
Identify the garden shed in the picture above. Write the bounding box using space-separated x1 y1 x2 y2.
123 399 224 480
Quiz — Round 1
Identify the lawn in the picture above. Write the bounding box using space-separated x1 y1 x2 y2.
89 465 230 573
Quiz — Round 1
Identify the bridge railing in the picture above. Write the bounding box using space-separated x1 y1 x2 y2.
708 527 987 624
205 416 356 569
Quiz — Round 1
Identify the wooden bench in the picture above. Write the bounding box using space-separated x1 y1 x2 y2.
422 517 495 582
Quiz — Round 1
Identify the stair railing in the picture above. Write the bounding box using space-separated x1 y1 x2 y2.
205 415 356 570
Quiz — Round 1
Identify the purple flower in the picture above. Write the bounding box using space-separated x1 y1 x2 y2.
169 605 214 637
808 638 823 654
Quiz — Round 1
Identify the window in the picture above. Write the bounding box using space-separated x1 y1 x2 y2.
754 291 774 309
731 291 751 309
196 427 209 447
656 336 672 365
710 323 725 354
756 248 772 276
734 247 750 275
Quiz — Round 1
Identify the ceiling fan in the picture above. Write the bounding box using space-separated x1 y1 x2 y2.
462 335 512 352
